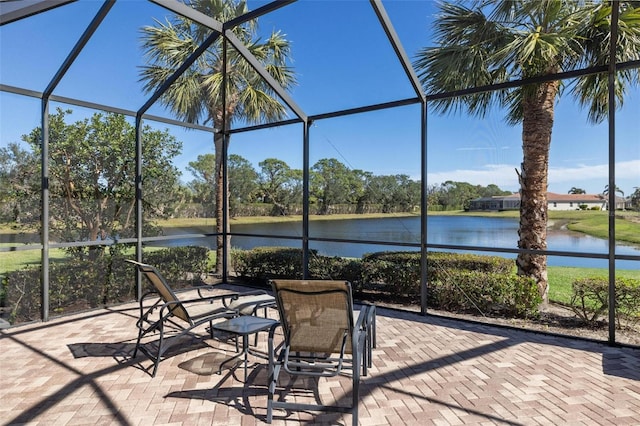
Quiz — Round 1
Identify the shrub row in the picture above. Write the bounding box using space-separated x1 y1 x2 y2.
1 246 209 324
231 247 540 318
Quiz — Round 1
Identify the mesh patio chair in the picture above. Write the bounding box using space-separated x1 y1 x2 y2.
126 260 270 377
266 279 376 426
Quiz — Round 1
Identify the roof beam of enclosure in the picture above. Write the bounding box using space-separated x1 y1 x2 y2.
0 0 75 26
227 96 422 135
224 0 296 29
149 0 222 33
310 97 421 121
44 0 115 98
369 0 425 103
0 84 215 132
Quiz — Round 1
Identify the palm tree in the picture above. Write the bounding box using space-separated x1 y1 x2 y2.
603 184 625 210
568 187 586 195
139 0 296 274
414 1 640 302
630 187 640 210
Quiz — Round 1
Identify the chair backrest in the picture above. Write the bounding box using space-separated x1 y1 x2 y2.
271 279 355 354
126 260 190 323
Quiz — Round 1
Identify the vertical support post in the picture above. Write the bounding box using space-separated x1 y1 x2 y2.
302 121 311 278
222 130 230 280
135 115 144 299
40 100 50 322
607 3 619 344
420 101 428 315
221 37 229 281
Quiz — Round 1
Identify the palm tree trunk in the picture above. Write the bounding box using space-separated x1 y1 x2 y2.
517 80 559 304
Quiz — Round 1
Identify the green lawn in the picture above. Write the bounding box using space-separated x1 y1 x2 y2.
0 245 65 273
548 266 640 305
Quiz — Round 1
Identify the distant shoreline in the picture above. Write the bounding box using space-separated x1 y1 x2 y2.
1 209 639 247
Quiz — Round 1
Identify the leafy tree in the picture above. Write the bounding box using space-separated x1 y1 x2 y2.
139 0 296 274
186 153 257 217
362 174 421 213
0 142 39 224
437 181 481 211
228 154 259 216
414 1 640 302
311 158 355 214
187 153 216 216
425 183 442 211
480 184 513 198
568 187 587 194
363 174 398 213
258 158 302 215
19 108 182 253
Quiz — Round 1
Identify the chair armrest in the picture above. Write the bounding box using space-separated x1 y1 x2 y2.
267 322 283 371
225 290 276 314
191 283 233 298
170 292 240 306
355 304 375 332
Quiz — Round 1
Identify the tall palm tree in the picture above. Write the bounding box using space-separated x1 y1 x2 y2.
414 1 640 302
139 0 296 274
603 184 625 210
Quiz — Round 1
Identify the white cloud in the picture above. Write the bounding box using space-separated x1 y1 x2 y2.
549 160 640 183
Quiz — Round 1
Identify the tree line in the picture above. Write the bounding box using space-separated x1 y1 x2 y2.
0 108 514 242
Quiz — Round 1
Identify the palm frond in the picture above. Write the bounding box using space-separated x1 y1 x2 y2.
139 0 295 128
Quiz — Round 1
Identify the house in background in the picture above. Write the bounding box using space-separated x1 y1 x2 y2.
468 192 614 211
468 193 521 211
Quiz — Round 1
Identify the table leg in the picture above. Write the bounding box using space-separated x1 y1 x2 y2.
218 334 251 381
242 334 248 381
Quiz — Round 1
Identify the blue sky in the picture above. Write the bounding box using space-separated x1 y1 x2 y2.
1 0 638 195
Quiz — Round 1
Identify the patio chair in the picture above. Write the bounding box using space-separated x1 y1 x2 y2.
266 279 376 426
126 260 270 377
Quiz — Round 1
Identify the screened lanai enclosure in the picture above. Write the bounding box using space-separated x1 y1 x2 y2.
1 1 639 345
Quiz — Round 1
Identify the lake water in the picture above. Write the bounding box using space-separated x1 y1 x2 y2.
6 215 635 269
227 216 640 270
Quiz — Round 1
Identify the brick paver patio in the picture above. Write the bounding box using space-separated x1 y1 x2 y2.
2 284 640 425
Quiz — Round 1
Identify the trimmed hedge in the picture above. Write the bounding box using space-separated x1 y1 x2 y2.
430 270 540 318
231 247 311 282
1 246 209 324
231 247 539 318
231 246 363 285
361 251 515 296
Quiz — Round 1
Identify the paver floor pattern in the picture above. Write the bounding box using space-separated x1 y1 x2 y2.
1 285 640 425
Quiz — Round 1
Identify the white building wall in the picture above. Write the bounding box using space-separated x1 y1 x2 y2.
547 201 606 211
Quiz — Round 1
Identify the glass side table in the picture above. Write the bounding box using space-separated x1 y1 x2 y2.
212 315 279 381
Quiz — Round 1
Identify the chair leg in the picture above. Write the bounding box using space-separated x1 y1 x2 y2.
133 328 143 358
352 349 361 426
151 327 165 378
267 362 281 423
